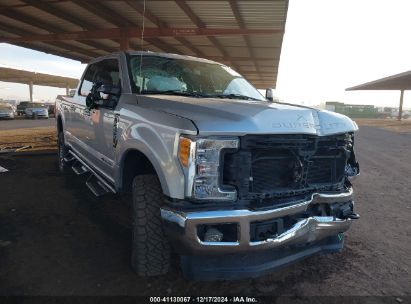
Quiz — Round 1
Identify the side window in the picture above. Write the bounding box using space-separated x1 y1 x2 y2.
93 59 120 88
79 59 121 97
79 64 97 96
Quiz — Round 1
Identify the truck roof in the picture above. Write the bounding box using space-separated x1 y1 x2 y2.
89 51 223 66
127 51 222 65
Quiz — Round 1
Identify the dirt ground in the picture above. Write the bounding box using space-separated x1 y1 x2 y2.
0 126 56 152
0 125 410 300
355 118 411 133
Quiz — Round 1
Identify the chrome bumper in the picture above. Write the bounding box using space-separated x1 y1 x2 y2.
161 188 354 253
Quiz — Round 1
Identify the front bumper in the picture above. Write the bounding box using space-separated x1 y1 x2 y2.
180 235 344 280
161 188 355 254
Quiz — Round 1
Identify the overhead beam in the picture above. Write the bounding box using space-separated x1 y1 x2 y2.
20 0 116 53
14 42 89 62
125 0 205 56
140 37 181 54
70 0 172 53
0 27 280 43
21 0 96 30
124 0 163 27
175 37 206 57
175 0 206 28
174 0 241 70
2 78 75 85
228 0 262 77
0 20 94 61
0 9 102 58
70 0 132 28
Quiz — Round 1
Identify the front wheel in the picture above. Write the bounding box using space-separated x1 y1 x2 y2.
131 174 171 277
57 132 69 173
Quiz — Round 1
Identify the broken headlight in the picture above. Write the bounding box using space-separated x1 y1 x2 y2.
178 136 239 201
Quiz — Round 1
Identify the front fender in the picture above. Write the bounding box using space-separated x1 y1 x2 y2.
114 102 197 199
116 131 181 198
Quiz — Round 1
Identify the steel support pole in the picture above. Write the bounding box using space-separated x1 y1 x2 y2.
29 80 33 102
398 89 404 121
66 84 69 96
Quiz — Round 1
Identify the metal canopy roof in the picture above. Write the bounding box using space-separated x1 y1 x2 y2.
0 0 289 89
346 70 411 120
0 66 78 88
346 70 411 91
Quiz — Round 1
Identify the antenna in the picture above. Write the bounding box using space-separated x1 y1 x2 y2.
138 0 146 94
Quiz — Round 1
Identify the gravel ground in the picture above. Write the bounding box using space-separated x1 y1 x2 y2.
0 118 56 152
0 117 55 130
0 126 410 299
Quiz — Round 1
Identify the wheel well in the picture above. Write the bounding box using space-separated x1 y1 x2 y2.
122 149 156 193
57 115 63 134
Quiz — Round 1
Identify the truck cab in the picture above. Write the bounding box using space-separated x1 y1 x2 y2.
55 51 360 280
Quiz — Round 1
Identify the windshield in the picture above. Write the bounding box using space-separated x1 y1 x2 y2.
128 55 265 101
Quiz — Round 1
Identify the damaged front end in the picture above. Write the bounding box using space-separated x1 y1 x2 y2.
162 132 360 280
222 132 359 209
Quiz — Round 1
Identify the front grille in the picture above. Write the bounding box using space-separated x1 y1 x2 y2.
251 154 294 192
306 158 334 184
223 133 353 203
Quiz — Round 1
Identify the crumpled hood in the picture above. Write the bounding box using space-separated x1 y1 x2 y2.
137 95 358 136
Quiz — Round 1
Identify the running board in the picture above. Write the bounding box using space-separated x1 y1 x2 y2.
67 150 116 197
86 174 109 197
63 155 75 162
72 161 88 175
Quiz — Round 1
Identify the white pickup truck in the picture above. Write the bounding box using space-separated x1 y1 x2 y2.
55 51 360 280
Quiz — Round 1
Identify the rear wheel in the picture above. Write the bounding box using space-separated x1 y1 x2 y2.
131 174 171 277
57 132 69 173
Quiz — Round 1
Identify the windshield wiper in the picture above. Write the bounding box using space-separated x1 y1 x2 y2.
206 93 262 101
140 90 206 97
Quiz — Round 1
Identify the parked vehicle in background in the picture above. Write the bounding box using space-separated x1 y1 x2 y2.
3 101 17 113
25 103 49 119
16 101 30 116
46 104 55 117
55 51 360 280
0 104 15 119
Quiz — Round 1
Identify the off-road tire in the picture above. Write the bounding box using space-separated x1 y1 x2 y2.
57 132 69 173
131 174 171 277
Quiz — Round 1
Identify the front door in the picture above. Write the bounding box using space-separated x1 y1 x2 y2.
71 57 121 179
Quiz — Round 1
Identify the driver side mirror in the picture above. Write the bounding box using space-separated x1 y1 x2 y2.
266 88 274 102
97 84 121 99
86 82 121 109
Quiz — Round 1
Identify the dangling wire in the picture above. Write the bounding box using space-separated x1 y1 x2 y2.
138 0 146 94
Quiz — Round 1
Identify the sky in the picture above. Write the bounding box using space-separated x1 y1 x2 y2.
1 0 411 107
